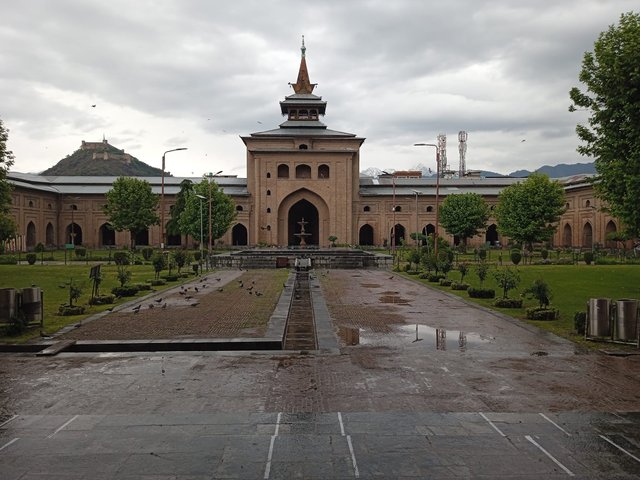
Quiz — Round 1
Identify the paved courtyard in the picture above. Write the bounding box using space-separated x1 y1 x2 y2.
1 269 640 478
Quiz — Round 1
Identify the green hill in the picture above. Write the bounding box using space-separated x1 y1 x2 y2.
41 140 166 176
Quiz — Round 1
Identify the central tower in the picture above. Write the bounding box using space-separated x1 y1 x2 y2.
242 39 365 247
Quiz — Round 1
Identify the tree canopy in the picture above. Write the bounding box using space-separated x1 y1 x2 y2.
167 179 193 237
438 193 490 247
0 118 17 244
103 177 159 248
495 173 565 249
178 179 236 246
569 12 640 238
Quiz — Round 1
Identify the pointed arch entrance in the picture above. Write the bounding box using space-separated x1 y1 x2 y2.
277 189 330 247
359 224 374 246
582 222 593 248
485 224 499 246
605 221 617 249
232 224 248 246
563 223 572 247
391 224 406 247
26 222 36 249
100 223 116 247
66 223 82 245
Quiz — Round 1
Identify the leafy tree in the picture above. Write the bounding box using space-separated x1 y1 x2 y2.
476 261 489 286
178 179 236 246
439 193 490 248
172 250 190 273
167 179 193 238
570 12 640 239
151 253 166 280
523 279 552 308
116 265 131 287
457 262 469 283
493 268 520 299
495 173 565 250
0 118 17 243
103 177 159 249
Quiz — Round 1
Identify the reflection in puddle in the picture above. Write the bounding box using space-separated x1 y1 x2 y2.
338 324 494 351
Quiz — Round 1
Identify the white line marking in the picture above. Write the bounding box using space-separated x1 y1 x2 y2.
526 435 575 476
47 415 79 439
346 435 360 478
539 413 571 436
338 412 345 436
263 412 282 479
0 438 19 452
0 415 18 428
599 435 640 463
479 412 506 437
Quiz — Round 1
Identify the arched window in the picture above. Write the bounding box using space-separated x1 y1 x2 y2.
266 190 271 196
394 206 402 212
288 109 297 120
267 208 271 213
48 203 52 210
267 172 271 178
585 200 591 208
236 205 243 212
277 164 289 178
565 202 570 209
310 109 318 120
318 164 330 179
296 164 311 179
426 206 433 213
363 206 371 212
299 144 308 150
299 109 309 119
28 200 34 208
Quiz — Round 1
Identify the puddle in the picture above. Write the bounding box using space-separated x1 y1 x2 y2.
338 324 495 351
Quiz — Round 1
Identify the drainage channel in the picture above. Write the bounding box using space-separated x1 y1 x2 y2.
283 272 318 350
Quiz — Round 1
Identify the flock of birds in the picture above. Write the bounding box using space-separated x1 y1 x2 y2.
129 275 263 314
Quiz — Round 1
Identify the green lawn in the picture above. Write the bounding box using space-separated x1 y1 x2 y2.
0 263 196 343
404 264 640 347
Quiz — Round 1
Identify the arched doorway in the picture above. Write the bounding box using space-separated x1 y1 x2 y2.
563 223 572 247
582 222 593 248
26 222 36 250
135 229 149 246
167 231 181 246
391 224 406 247
66 223 82 245
288 199 319 246
485 224 498 246
423 224 435 237
46 222 54 247
359 224 374 246
100 223 116 246
232 224 248 246
605 221 617 249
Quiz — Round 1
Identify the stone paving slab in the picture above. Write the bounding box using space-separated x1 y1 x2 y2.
2 412 640 478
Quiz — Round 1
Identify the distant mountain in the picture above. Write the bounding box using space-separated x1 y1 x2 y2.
41 140 165 176
509 162 596 178
362 162 595 179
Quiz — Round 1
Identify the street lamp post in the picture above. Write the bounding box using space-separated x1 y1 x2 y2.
412 190 421 248
195 194 205 273
414 143 440 258
205 171 223 263
381 171 397 261
160 148 188 249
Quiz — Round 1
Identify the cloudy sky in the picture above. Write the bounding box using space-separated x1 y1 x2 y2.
1 0 635 177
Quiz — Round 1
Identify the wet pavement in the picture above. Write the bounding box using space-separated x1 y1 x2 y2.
1 269 640 479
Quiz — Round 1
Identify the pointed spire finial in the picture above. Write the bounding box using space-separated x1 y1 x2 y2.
290 37 316 94
301 35 306 57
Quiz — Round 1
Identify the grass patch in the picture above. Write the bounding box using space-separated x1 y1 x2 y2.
0 264 197 343
404 264 640 348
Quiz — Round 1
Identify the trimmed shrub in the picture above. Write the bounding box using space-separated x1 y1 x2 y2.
478 248 487 261
556 258 573 265
526 307 559 320
541 249 549 260
439 279 452 287
428 274 445 283
111 285 139 297
113 251 130 265
583 251 594 265
510 250 522 265
149 279 166 286
0 255 18 265
418 273 430 280
468 287 496 299
89 294 115 305
574 311 587 335
26 253 37 265
58 305 85 316
133 283 152 291
75 247 87 258
494 298 523 308
451 282 470 291
163 275 179 282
